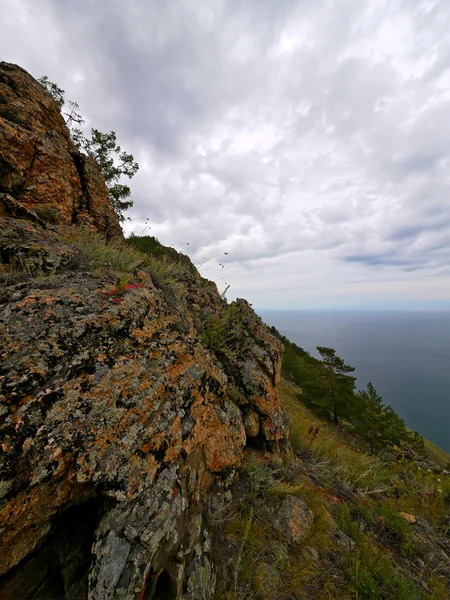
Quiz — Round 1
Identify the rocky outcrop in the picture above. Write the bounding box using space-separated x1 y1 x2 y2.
0 62 288 599
0 62 122 238
0 251 286 598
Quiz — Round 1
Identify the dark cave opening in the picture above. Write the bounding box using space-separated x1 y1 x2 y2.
245 430 267 451
142 569 177 600
0 496 102 600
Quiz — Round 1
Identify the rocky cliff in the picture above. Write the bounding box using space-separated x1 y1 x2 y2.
0 64 288 599
0 62 121 238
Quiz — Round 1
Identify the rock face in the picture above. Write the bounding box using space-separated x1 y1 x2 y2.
0 260 286 599
0 64 288 599
0 62 122 238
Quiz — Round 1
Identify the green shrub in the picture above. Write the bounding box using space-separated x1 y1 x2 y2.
337 502 419 599
241 457 273 500
63 226 191 291
64 227 145 273
200 303 247 352
126 234 180 260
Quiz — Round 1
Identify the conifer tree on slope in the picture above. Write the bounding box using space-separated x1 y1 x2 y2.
315 346 356 424
382 405 414 450
353 382 385 454
354 382 423 453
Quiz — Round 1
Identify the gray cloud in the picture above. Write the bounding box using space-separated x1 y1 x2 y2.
343 254 424 268
0 0 449 308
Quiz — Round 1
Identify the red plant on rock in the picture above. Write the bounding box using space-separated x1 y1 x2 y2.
102 283 145 297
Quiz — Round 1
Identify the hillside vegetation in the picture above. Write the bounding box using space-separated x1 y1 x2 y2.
209 326 449 600
275 330 430 457
212 377 449 599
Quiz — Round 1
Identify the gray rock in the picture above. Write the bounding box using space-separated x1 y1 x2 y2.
272 496 314 544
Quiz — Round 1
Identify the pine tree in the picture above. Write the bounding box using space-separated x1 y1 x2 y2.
82 129 139 220
353 383 422 453
382 406 412 449
315 347 356 424
353 382 385 454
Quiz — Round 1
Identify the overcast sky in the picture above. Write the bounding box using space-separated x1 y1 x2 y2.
1 0 449 309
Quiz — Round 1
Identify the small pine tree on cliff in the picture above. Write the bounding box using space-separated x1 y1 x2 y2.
353 382 386 454
315 346 356 424
353 382 423 453
38 76 139 222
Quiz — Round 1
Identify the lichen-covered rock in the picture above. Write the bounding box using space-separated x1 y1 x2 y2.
0 216 77 278
272 496 314 544
208 298 288 450
244 410 260 438
0 62 122 238
399 512 417 524
0 252 287 598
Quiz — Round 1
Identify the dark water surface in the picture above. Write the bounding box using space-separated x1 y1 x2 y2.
258 310 450 452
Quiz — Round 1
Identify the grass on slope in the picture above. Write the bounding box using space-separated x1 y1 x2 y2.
64 227 191 291
2 225 193 293
281 378 450 531
280 379 392 496
214 379 449 599
423 438 450 469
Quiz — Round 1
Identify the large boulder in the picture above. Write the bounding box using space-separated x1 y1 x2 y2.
0 265 287 598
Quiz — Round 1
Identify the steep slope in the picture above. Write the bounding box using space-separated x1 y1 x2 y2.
0 65 288 599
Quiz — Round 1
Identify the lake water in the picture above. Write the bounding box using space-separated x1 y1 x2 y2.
258 310 450 452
